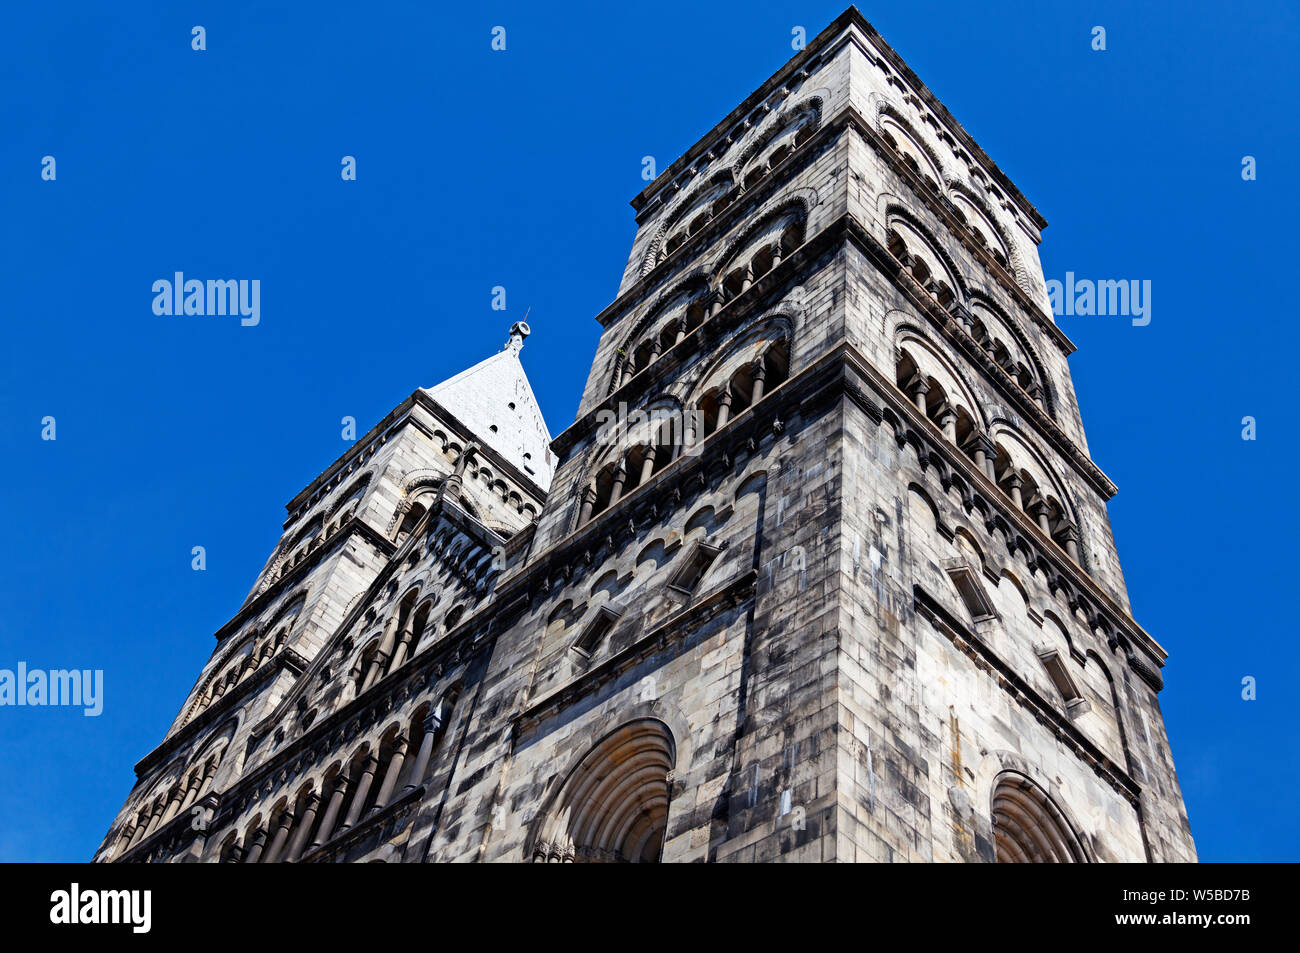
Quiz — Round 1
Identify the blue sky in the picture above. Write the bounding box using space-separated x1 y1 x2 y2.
2 1 1296 862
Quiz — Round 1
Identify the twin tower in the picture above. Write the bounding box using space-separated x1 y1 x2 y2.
99 9 1195 863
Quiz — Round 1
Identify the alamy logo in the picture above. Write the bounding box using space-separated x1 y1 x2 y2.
594 401 705 458
49 884 150 934
0 662 103 716
152 272 260 326
1045 272 1151 326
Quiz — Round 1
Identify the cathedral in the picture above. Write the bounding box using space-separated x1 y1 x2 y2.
97 8 1196 863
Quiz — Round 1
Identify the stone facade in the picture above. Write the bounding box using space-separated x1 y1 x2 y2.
96 8 1195 864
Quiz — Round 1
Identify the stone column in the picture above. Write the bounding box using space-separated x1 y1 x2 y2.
341 754 380 829
405 712 443 794
639 447 657 484
311 776 350 849
578 481 597 525
938 407 957 442
648 339 662 364
740 266 753 294
126 815 147 850
968 433 997 481
264 809 295 863
770 243 783 270
1059 524 1081 561
178 773 203 812
909 377 930 413
1027 499 1052 536
715 386 733 429
608 460 628 506
198 757 219 798
388 620 417 673
160 786 185 824
285 793 321 863
677 316 691 342
750 361 767 404
1005 473 1024 509
374 736 410 810
143 798 166 836
620 354 635 388
363 617 400 691
242 827 268 864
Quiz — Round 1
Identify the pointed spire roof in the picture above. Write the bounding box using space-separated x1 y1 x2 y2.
423 321 554 491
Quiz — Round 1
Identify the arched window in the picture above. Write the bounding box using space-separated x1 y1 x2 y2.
531 718 675 863
991 773 1088 862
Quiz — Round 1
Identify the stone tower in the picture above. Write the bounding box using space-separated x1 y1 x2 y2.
97 8 1195 864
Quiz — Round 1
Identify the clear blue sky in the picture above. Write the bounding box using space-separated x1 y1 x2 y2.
2 1 1295 862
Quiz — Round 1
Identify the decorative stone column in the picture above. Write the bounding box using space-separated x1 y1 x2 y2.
716 386 733 429
909 377 930 414
608 460 628 506
126 815 146 850
264 808 296 863
364 617 400 691
770 243 783 270
1026 497 1052 536
740 266 754 294
374 735 410 810
143 798 166 837
405 710 444 794
341 754 380 829
311 776 350 850
639 447 657 484
1059 523 1081 561
285 792 321 863
750 361 767 404
242 827 268 864
178 773 203 812
388 619 417 673
1005 473 1024 509
938 407 957 443
967 433 997 481
578 481 597 525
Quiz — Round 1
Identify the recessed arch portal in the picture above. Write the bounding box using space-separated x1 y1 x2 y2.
991 772 1089 863
530 718 675 863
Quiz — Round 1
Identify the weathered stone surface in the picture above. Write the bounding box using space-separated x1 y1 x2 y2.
96 8 1194 865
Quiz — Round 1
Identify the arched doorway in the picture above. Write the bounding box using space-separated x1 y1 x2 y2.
531 718 675 863
991 772 1088 862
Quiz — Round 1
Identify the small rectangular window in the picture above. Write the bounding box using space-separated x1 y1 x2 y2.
945 564 995 620
1037 649 1084 707
573 605 622 658
668 542 723 598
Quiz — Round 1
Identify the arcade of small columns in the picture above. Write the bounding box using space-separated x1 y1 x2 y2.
353 590 431 694
115 746 227 856
580 336 791 525
615 223 801 391
886 219 1047 407
654 118 815 267
219 700 449 863
183 626 289 727
895 351 1081 564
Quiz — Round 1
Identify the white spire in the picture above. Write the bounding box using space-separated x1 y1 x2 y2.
423 323 553 490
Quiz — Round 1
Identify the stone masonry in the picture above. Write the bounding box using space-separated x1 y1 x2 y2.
96 8 1196 864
